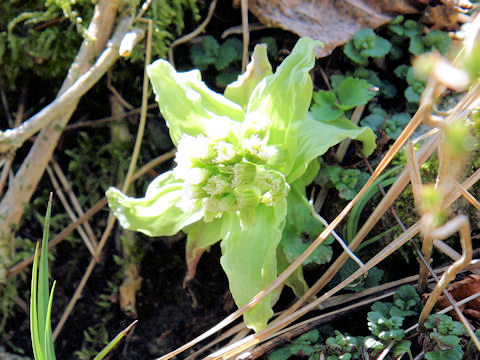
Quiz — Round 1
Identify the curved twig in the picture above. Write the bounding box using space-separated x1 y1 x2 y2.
167 0 218 66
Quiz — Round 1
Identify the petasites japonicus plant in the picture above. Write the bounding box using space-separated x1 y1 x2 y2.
106 37 376 331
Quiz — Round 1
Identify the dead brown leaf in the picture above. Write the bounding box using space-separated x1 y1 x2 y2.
247 0 468 57
425 274 480 322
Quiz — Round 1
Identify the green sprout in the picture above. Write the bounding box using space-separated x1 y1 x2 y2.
30 195 136 360
343 28 391 66
106 37 376 331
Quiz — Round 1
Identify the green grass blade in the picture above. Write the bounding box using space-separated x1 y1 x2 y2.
30 242 44 360
346 166 400 243
44 281 57 360
93 320 138 360
38 194 53 349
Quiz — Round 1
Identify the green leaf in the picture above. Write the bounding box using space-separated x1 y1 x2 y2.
289 114 376 183
409 35 424 55
335 258 384 292
216 37 243 70
405 86 420 103
327 165 370 200
360 37 391 58
31 196 56 360
44 281 56 360
31 243 43 360
147 59 244 145
393 285 421 313
403 20 423 38
425 346 463 360
337 77 376 110
424 30 451 55
311 90 343 121
106 171 203 237
277 243 309 297
281 188 333 266
353 29 377 50
190 35 219 70
343 41 367 65
384 113 411 139
330 75 345 92
259 36 278 57
38 199 52 355
268 347 293 360
394 64 410 79
93 321 137 360
220 201 287 331
360 107 387 132
216 71 239 87
393 340 412 360
224 43 272 109
246 37 322 176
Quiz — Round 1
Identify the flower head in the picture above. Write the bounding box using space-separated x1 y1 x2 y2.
106 38 376 332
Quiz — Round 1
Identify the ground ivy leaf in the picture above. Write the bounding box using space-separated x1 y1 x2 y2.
216 37 243 71
384 113 411 139
360 36 391 58
425 346 463 360
220 200 287 331
281 189 333 266
337 77 376 110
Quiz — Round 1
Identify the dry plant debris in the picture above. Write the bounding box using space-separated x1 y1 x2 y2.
248 0 472 57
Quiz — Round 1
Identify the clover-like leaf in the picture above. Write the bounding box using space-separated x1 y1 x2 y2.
337 77 376 111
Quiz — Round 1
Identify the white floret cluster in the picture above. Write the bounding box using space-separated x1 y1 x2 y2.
174 133 289 221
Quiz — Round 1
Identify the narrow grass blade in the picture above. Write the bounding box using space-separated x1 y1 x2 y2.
30 242 43 360
346 167 399 243
44 281 57 360
93 320 138 360
38 194 53 349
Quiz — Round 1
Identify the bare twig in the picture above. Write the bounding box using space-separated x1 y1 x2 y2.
168 0 218 66
5 149 175 279
240 0 249 72
0 0 129 284
50 159 98 249
0 18 130 154
45 165 98 259
65 103 157 130
221 23 267 39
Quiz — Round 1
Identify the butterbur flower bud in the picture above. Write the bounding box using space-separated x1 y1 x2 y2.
214 141 239 164
242 135 275 163
234 184 261 208
188 167 210 185
205 193 237 213
230 162 257 187
257 170 287 194
203 174 232 196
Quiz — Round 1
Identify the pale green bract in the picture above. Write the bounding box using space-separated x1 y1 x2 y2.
106 37 376 331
